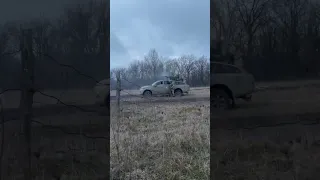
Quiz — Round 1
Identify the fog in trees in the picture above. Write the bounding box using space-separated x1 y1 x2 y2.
110 49 210 90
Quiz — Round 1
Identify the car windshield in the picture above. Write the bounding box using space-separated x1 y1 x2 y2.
152 81 161 86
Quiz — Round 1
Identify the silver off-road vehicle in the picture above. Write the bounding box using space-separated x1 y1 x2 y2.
212 62 255 109
139 80 190 97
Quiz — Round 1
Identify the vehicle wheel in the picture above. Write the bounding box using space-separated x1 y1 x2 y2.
174 89 183 97
212 89 232 110
143 90 152 98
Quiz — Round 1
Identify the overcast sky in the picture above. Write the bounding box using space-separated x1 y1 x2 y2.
1 0 210 69
110 0 210 68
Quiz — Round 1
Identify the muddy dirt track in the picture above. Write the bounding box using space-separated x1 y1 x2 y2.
1 87 209 120
110 94 210 103
2 80 320 126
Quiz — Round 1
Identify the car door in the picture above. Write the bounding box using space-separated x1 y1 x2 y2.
222 64 245 96
212 63 240 96
151 81 161 95
163 81 172 94
155 81 168 95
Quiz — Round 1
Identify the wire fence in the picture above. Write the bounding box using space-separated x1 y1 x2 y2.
2 31 320 179
0 39 109 179
2 46 320 179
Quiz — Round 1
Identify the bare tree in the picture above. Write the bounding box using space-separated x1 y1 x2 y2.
233 0 271 57
144 49 164 80
178 55 196 84
193 56 210 85
110 49 209 89
212 0 241 55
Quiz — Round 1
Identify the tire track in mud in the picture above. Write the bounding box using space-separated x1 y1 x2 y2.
116 96 210 104
2 96 209 120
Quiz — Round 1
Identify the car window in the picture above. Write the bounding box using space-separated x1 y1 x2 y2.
164 81 171 85
213 63 241 74
152 81 161 86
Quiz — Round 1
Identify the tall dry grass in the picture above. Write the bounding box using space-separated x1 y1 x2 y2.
110 101 210 180
0 113 108 179
211 127 320 180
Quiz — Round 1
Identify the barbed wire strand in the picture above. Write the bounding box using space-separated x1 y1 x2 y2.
0 51 110 142
40 53 104 85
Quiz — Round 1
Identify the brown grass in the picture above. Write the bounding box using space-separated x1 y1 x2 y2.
212 126 320 180
1 112 108 179
211 81 320 180
110 101 210 180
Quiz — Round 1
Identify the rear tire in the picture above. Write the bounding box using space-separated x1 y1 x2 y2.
174 89 183 97
143 90 152 98
212 89 233 110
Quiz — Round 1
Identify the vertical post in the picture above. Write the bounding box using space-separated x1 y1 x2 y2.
116 71 121 119
20 28 34 180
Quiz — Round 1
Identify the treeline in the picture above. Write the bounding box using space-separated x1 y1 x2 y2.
110 49 210 90
212 0 320 81
0 0 108 89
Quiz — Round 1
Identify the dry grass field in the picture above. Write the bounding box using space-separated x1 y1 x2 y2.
211 125 320 180
0 111 108 179
2 80 320 179
110 100 210 180
0 88 108 179
212 80 320 180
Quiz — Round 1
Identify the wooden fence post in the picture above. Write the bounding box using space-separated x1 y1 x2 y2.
20 28 35 180
116 71 121 119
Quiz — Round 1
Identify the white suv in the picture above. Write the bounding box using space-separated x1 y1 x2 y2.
211 62 255 109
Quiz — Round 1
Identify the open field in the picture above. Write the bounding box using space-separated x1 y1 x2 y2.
212 79 320 179
213 84 320 128
212 126 320 180
0 91 109 179
110 101 210 179
0 80 320 179
1 79 320 110
0 110 108 179
109 86 210 97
